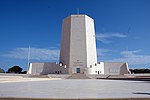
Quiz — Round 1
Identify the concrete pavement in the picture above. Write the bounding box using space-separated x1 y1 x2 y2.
0 78 150 99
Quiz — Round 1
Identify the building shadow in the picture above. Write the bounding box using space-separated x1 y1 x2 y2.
133 92 150 95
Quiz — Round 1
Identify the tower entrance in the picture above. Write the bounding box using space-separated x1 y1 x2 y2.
76 68 80 73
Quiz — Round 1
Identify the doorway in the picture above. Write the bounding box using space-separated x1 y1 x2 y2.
76 68 80 73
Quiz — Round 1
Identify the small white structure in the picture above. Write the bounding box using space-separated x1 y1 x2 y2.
28 62 68 75
28 14 130 75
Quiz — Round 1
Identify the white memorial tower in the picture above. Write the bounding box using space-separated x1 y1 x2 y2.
28 14 130 75
60 15 97 74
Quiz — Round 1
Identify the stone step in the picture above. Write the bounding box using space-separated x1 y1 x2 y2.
67 74 91 79
107 75 129 78
25 75 49 78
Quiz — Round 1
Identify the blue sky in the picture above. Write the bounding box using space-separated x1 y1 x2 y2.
0 0 150 71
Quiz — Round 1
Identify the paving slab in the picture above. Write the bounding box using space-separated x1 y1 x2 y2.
0 79 150 99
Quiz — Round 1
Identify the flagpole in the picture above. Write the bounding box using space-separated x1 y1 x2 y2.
27 45 30 73
77 8 80 15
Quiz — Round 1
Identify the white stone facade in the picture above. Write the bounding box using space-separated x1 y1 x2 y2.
60 15 97 74
27 14 130 75
87 62 104 74
28 62 68 75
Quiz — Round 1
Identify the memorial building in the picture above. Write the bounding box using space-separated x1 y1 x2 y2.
28 14 130 75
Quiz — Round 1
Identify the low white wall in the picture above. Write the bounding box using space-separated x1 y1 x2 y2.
28 62 130 75
28 62 69 75
104 62 130 75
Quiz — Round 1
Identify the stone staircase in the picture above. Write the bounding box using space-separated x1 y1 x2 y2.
107 75 129 78
25 75 49 78
67 74 91 79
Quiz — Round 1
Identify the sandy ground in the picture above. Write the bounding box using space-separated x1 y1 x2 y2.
0 75 61 83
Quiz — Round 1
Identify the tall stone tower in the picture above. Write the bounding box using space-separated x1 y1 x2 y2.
60 15 97 74
28 14 130 75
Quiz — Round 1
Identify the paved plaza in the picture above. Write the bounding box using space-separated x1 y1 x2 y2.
0 78 150 99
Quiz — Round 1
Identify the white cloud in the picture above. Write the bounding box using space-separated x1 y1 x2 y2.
3 47 59 61
96 48 150 66
96 32 127 43
4 47 150 66
108 50 150 65
97 48 112 58
120 50 141 57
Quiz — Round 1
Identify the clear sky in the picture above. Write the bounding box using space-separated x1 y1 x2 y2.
0 0 150 71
